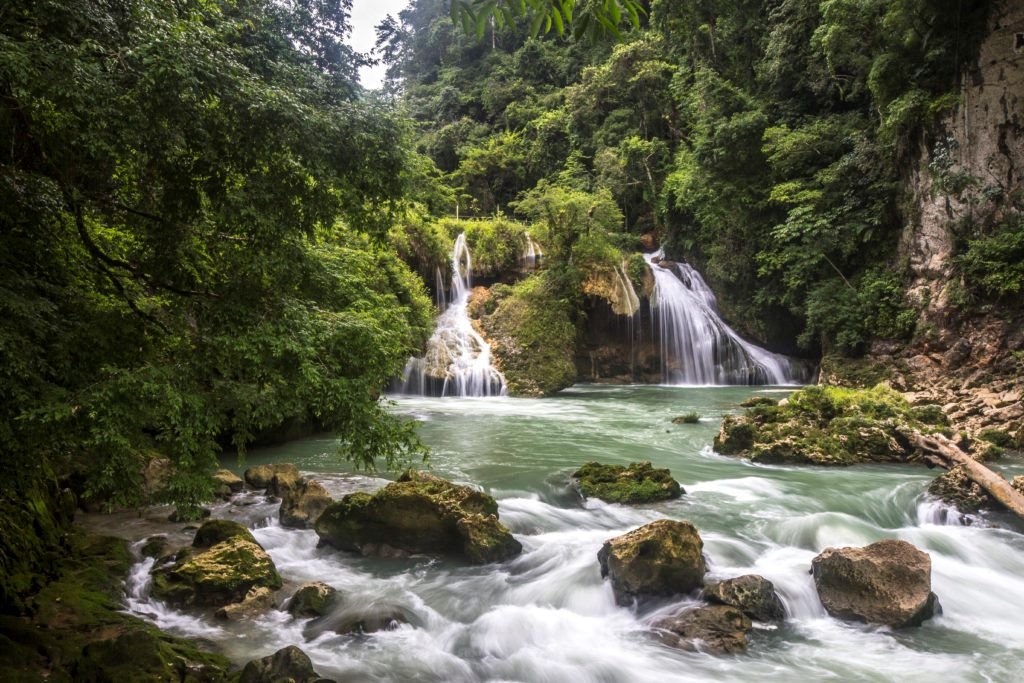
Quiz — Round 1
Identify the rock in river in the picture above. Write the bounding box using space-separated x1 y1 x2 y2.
811 539 940 628
598 519 706 604
239 645 330 683
651 605 753 654
280 478 333 529
287 581 338 618
315 470 521 564
572 461 683 504
704 574 786 622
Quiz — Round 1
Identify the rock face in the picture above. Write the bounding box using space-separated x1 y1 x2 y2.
598 519 706 604
651 605 753 654
288 582 338 618
704 575 785 622
572 461 683 504
215 585 276 621
280 479 333 529
811 539 940 628
152 536 283 608
239 645 328 683
244 463 299 490
315 471 522 564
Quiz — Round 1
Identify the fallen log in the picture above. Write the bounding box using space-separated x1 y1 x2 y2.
905 430 1024 519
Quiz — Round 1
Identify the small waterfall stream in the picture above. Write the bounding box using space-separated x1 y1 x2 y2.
396 234 507 397
646 251 797 385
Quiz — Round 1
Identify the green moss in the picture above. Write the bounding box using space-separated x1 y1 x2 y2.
0 532 232 682
572 462 683 504
818 354 896 388
672 412 701 424
739 396 777 408
475 273 577 397
153 537 282 607
715 384 945 466
978 428 1018 449
192 519 256 549
438 216 531 279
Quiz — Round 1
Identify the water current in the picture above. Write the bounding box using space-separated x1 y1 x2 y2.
119 386 1024 682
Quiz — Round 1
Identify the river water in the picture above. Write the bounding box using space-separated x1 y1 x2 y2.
122 386 1024 682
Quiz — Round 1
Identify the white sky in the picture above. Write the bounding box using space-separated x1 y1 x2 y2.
350 0 411 89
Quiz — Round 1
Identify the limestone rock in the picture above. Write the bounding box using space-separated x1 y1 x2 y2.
704 575 785 622
244 463 299 490
572 461 683 504
598 519 706 605
269 468 303 498
215 585 275 621
239 645 330 683
192 519 256 549
152 536 283 608
212 469 244 499
315 470 521 564
811 539 940 628
287 582 338 618
280 479 333 529
651 605 752 654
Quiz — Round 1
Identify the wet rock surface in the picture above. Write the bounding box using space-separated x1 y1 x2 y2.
704 574 786 622
598 519 706 604
239 645 332 683
652 605 753 654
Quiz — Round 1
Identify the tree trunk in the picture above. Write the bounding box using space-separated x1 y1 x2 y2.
906 430 1024 519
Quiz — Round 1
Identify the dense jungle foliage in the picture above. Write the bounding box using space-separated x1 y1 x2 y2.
377 0 1000 353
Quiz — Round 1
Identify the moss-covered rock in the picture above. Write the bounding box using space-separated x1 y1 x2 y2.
279 479 332 529
598 519 706 604
714 384 950 466
244 463 299 490
315 471 521 564
152 536 282 608
672 413 700 424
192 519 256 549
572 462 683 504
471 273 577 397
287 582 338 618
211 469 244 499
0 532 233 682
704 575 786 622
239 645 326 683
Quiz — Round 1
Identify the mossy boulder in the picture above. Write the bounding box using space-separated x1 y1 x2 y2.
214 585 276 621
212 469 244 499
287 582 338 618
244 463 299 490
651 605 752 655
314 470 521 564
572 461 683 504
192 519 256 549
704 575 785 622
671 413 700 425
811 539 940 628
152 536 283 608
598 519 706 604
239 645 326 683
714 384 949 466
280 479 333 529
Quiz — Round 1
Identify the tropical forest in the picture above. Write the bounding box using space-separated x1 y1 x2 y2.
1 0 1022 680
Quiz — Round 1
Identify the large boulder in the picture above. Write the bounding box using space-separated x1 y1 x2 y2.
239 645 329 683
280 479 333 529
315 471 521 564
811 539 940 628
268 469 303 498
287 582 338 619
244 463 299 490
704 575 785 622
651 605 752 654
152 536 283 608
572 461 683 504
215 585 276 621
192 519 256 549
597 519 706 605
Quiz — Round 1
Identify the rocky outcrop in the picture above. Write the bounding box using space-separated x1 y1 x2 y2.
151 535 283 608
192 519 256 549
239 645 330 683
811 539 940 628
572 461 683 504
280 479 333 529
651 605 752 654
704 575 785 622
244 463 299 490
315 471 521 564
714 385 949 465
930 465 1024 514
598 519 706 604
287 582 338 618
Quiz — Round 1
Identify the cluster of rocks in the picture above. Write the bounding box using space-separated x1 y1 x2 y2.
596 519 939 654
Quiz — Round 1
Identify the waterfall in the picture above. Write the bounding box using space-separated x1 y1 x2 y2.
646 251 797 385
395 234 507 397
521 234 542 271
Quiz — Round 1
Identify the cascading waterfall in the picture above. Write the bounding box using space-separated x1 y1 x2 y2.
646 251 797 385
395 233 507 397
521 234 543 271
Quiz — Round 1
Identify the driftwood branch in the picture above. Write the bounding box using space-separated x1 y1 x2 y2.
906 430 1024 519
